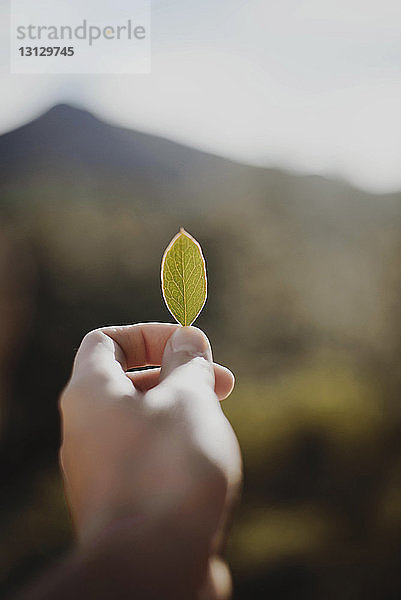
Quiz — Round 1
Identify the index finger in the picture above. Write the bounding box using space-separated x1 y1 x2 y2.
77 323 181 372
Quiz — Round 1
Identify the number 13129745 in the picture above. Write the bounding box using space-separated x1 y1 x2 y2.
18 46 74 56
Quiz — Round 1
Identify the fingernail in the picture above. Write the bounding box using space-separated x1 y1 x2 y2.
171 327 211 359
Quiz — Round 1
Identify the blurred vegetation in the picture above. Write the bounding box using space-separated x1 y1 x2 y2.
0 105 400 599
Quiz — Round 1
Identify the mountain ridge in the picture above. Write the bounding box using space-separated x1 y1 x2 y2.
1 103 398 197
0 103 400 230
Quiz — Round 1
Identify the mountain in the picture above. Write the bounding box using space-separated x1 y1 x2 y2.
1 103 399 218
0 103 212 180
0 103 257 213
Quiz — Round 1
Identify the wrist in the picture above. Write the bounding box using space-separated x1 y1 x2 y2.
73 506 215 600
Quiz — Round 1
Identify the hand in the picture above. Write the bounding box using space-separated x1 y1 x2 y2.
59 323 242 599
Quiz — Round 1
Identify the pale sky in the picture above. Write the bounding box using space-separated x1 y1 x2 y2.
1 0 400 193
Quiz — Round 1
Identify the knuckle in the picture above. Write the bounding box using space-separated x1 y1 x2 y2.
176 380 216 404
80 328 105 348
58 378 87 418
58 384 71 414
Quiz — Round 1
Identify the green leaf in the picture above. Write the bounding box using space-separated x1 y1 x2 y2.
161 228 207 326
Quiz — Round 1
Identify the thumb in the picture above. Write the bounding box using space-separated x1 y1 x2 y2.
160 326 215 392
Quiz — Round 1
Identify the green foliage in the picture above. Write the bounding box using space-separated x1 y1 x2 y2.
224 367 401 585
